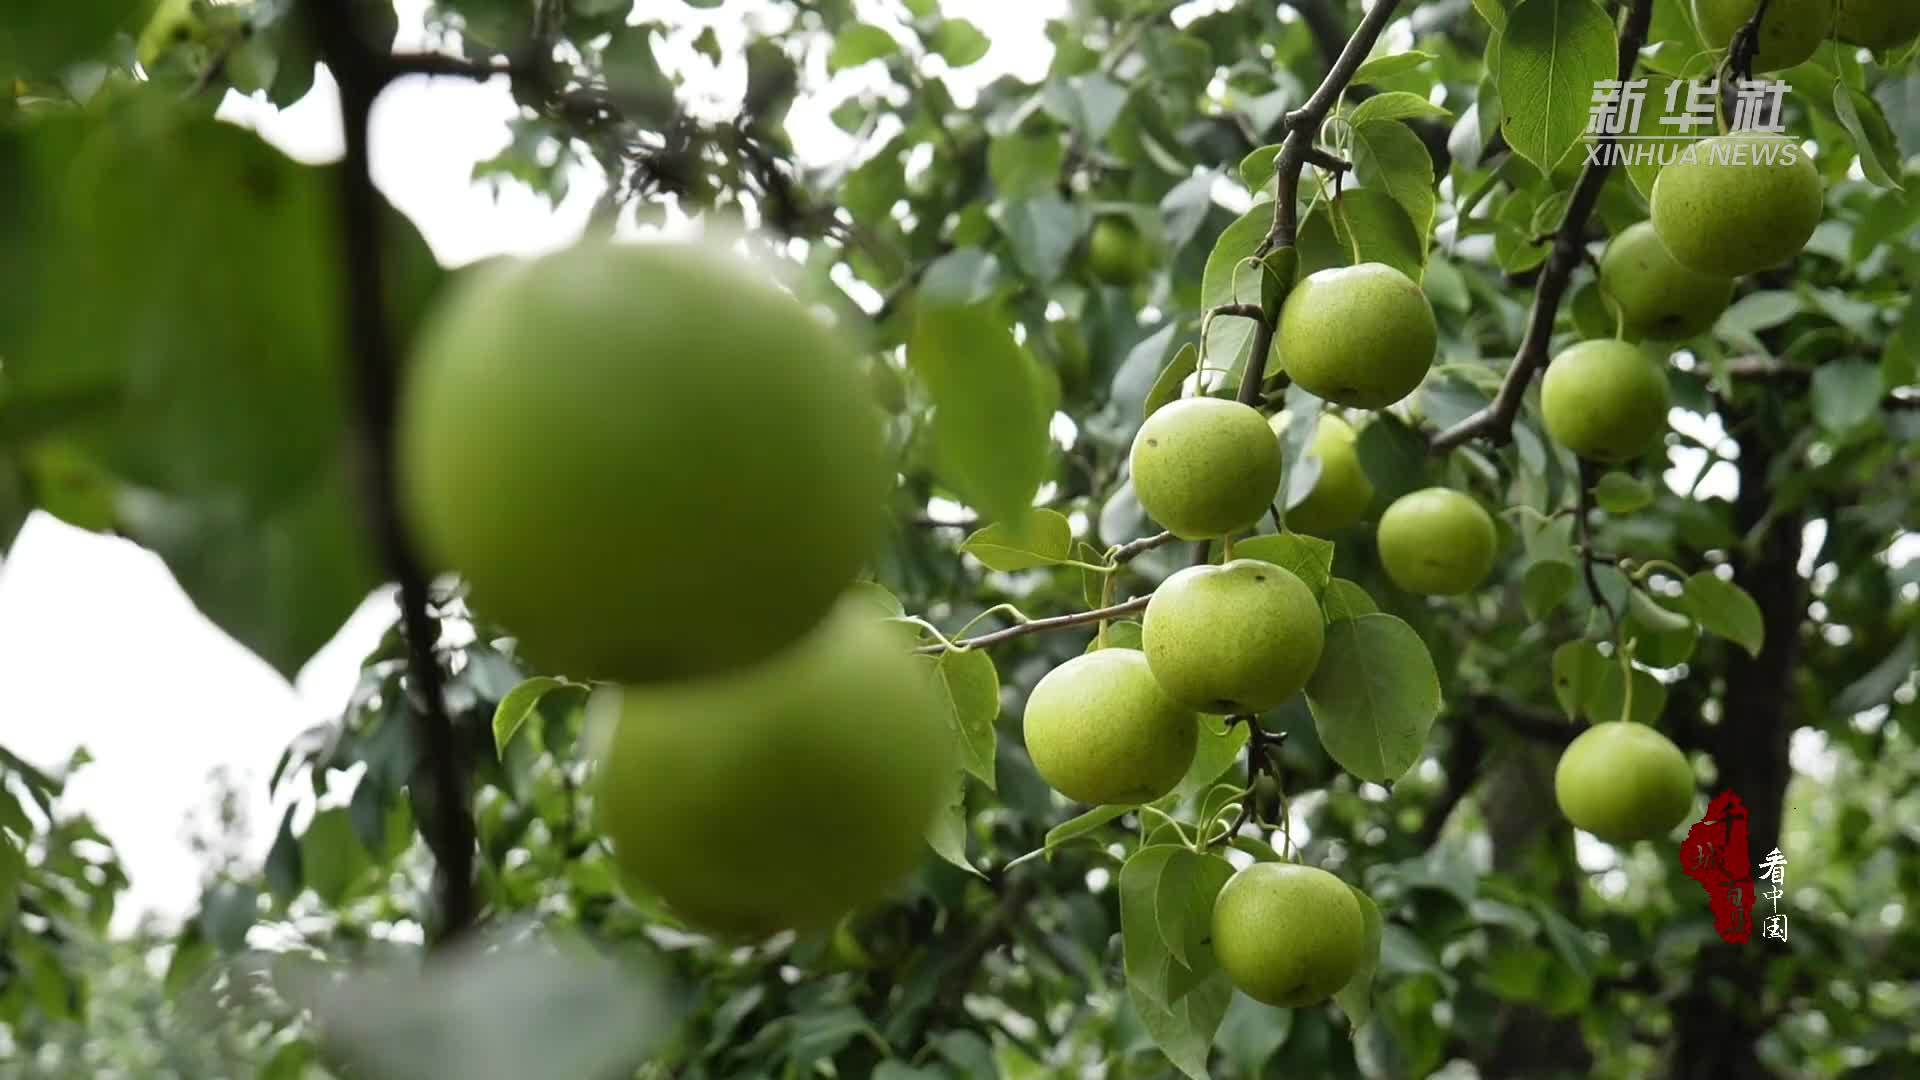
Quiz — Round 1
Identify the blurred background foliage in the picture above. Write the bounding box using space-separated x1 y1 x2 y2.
2 0 1918 1077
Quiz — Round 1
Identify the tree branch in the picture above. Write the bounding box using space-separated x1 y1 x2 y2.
305 0 476 946
1235 0 1405 405
914 596 1151 655
1575 459 1619 630
1111 530 1178 564
1427 0 1657 454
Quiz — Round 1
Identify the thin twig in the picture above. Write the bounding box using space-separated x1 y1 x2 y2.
305 0 476 945
1111 530 1178 565
1575 459 1619 631
1235 0 1405 405
913 596 1151 655
1427 0 1657 454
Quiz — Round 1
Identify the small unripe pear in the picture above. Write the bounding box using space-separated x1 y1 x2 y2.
1376 488 1497 596
1836 0 1920 50
1598 222 1736 342
1023 650 1198 805
597 609 955 937
1142 560 1325 714
1540 339 1672 464
1269 413 1374 536
1277 263 1436 409
1650 133 1823 277
1554 722 1695 843
1693 0 1834 72
1211 862 1366 1007
1129 398 1284 540
1087 217 1152 286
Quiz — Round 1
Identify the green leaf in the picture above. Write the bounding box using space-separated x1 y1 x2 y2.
1087 619 1146 652
909 304 1050 524
197 880 259 953
828 23 898 72
1496 0 1618 172
0 110 437 679
492 677 579 760
1333 885 1384 1034
1305 614 1444 784
1233 533 1334 598
923 649 1001 788
1322 578 1380 622
1007 803 1131 869
917 249 1003 306
1120 847 1234 1079
1810 361 1883 433
1042 73 1129 143
1351 52 1437 85
1297 189 1427 282
1201 205 1274 378
843 580 906 620
264 806 302 905
0 0 145 80
1174 714 1252 800
995 194 1080 282
1350 119 1438 241
1592 472 1654 514
928 19 991 67
1676 572 1764 657
1348 92 1453 126
1240 144 1284 193
300 808 372 906
924 774 981 876
1591 662 1667 727
1144 343 1200 420
989 132 1067 199
1523 560 1578 621
961 508 1075 572
1551 640 1606 719
1833 84 1905 191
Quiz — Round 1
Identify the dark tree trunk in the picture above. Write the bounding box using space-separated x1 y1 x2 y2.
1670 405 1804 1079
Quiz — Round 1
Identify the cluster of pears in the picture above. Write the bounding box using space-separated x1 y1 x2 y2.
1541 126 1824 463
397 239 955 937
1694 0 1920 71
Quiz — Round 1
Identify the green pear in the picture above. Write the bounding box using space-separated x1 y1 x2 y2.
1540 339 1672 464
399 240 888 683
1597 222 1736 342
1269 413 1374 536
1130 398 1284 540
1651 133 1823 277
596 607 955 938
1693 0 1835 72
1211 862 1366 1008
1277 262 1436 409
1142 560 1325 714
1022 649 1199 805
1836 0 1920 49
1554 722 1695 843
1087 217 1152 286
1377 488 1497 596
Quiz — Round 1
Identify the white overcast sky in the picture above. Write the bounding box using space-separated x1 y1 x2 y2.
0 0 1871 930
